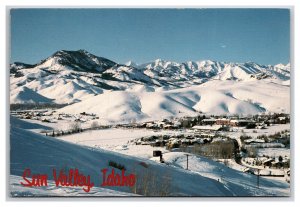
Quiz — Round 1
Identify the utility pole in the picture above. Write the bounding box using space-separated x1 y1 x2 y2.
185 154 190 170
257 169 260 188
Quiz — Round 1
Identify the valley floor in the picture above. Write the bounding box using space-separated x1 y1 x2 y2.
9 116 290 197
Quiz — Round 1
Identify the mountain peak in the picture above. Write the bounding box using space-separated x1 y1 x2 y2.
154 58 165 64
51 49 90 58
77 49 89 53
38 49 117 73
125 61 139 68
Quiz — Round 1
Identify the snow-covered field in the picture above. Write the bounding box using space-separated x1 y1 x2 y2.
257 148 290 158
59 128 175 158
224 124 290 139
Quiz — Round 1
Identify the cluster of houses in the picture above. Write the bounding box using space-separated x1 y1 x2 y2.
119 119 182 130
201 118 254 127
11 110 99 124
135 134 207 147
252 113 290 125
12 107 289 131
199 115 289 128
133 131 232 150
119 113 290 132
119 117 254 131
262 157 290 169
243 156 290 170
11 110 56 121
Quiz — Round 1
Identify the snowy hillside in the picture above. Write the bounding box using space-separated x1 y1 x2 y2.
10 175 136 197
10 86 54 104
59 79 289 123
10 49 290 106
160 152 289 196
10 117 233 197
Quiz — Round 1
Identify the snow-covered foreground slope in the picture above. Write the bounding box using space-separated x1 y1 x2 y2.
10 175 136 197
10 117 234 197
160 152 289 196
59 79 289 123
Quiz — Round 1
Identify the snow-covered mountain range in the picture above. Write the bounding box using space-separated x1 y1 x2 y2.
10 49 290 117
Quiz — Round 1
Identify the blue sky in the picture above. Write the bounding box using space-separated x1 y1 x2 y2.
10 9 290 65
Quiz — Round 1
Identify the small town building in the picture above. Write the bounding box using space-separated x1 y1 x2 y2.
216 118 231 126
202 118 216 125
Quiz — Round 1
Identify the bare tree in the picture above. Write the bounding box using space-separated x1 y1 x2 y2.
247 146 258 158
90 121 99 129
69 122 81 132
130 169 171 196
